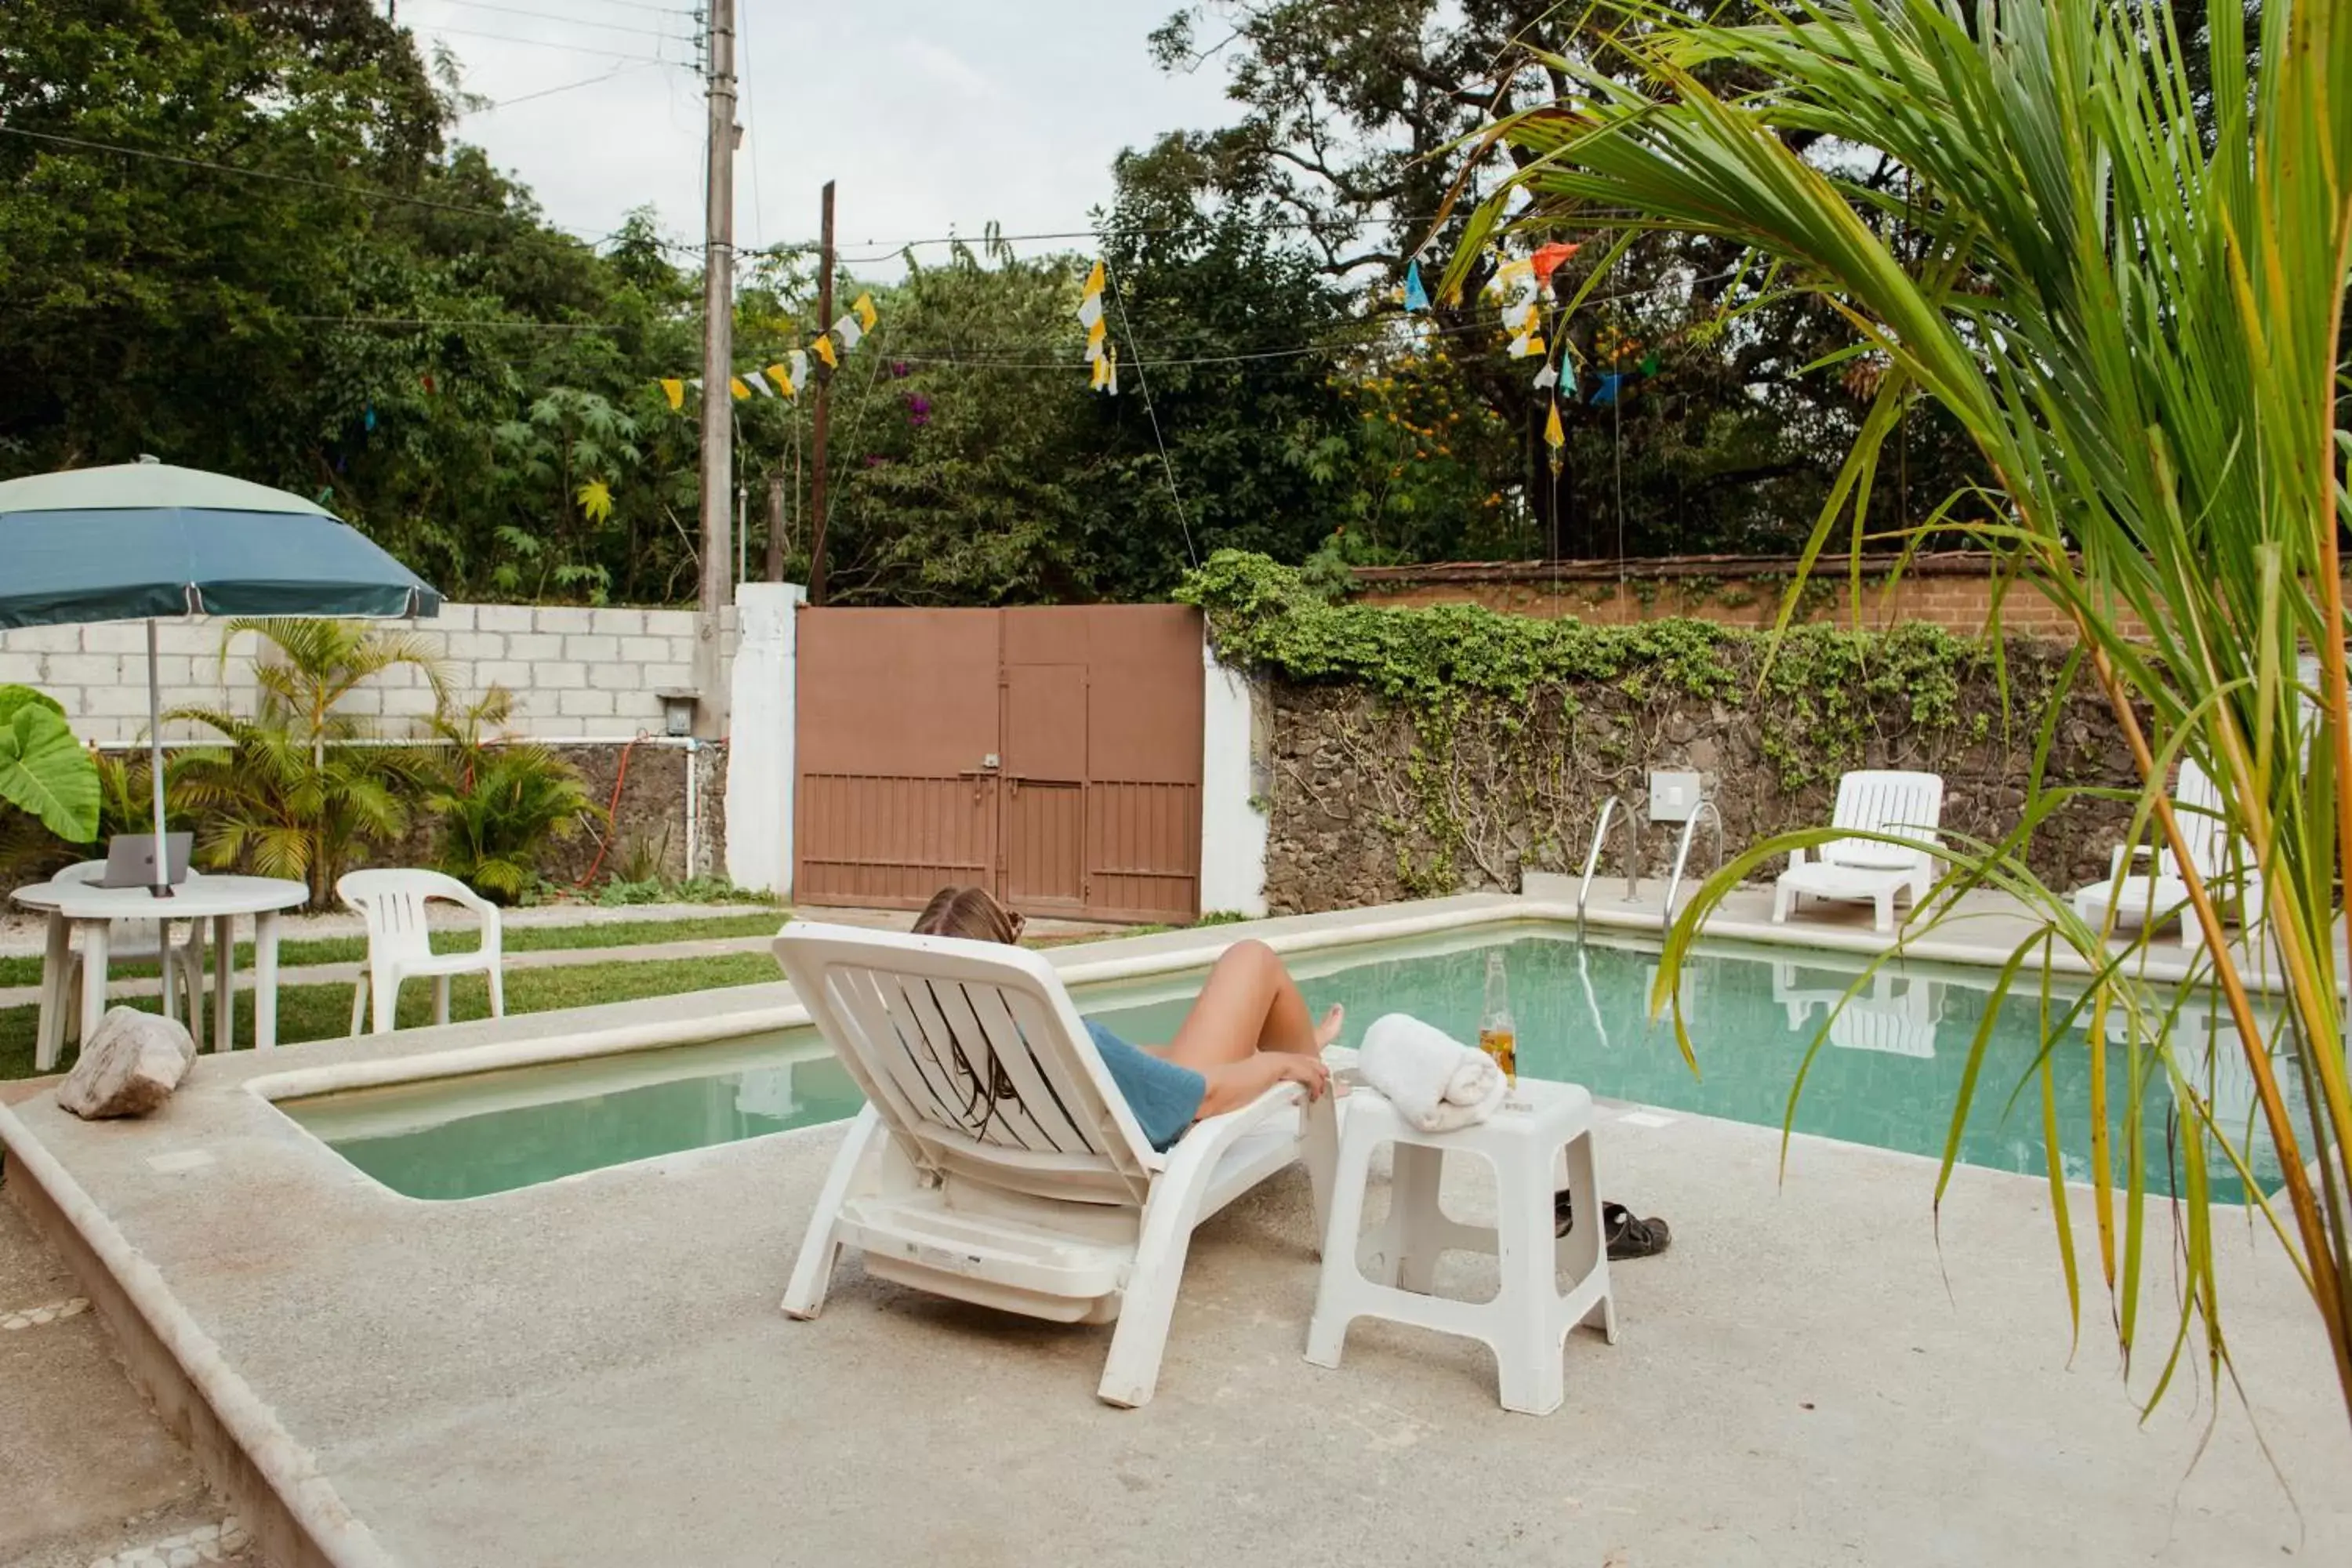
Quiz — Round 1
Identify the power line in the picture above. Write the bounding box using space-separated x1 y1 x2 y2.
466 62 662 113
285 314 632 331
0 123 559 224
413 23 695 64
406 1 699 41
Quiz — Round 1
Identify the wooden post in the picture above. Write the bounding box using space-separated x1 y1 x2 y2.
764 471 786 582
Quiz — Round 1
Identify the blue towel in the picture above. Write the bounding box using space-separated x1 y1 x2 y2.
1085 1021 1206 1151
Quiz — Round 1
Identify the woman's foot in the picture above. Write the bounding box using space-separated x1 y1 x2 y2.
1313 1004 1345 1050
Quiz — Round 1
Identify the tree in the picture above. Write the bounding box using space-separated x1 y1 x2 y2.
1476 0 2352 1425
169 619 447 908
1145 0 1986 557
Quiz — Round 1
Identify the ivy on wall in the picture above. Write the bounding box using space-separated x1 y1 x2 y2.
1178 550 2007 785
1178 551 2063 898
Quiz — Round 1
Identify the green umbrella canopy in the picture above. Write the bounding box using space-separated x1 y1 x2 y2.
0 461 441 630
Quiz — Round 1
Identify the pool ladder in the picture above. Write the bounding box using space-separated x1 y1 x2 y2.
1577 794 1725 935
1662 798 1725 923
1574 797 1642 935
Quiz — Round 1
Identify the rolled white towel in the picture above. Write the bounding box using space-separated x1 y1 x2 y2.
1358 1013 1508 1132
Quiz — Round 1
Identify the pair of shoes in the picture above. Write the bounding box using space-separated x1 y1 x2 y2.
1553 1191 1674 1261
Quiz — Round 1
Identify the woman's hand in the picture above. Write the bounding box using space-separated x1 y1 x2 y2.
1265 1052 1331 1101
1197 1051 1330 1120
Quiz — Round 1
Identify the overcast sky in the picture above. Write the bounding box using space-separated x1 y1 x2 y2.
399 1 1240 266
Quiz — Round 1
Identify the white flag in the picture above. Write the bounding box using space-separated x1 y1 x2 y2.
742 369 775 397
833 314 864 351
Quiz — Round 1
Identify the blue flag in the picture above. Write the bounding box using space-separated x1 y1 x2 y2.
1592 372 1624 406
1402 260 1429 314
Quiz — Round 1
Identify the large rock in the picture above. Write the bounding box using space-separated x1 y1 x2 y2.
56 1008 196 1120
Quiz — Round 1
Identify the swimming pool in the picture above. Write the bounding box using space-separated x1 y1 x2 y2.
282 926 2289 1203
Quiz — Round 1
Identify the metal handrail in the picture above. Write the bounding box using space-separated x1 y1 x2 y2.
1662 798 1725 923
1575 797 1642 935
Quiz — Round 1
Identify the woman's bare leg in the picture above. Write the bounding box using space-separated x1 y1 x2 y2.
1160 940 1342 1075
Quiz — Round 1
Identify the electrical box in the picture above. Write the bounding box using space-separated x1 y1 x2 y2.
1649 769 1704 824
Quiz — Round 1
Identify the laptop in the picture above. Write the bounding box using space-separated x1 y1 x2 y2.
99 832 194 888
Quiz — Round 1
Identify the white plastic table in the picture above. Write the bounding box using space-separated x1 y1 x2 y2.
12 874 309 1069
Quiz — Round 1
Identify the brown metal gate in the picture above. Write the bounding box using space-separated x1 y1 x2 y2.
794 604 1203 924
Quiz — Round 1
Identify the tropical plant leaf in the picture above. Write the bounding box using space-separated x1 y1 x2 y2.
0 690 99 841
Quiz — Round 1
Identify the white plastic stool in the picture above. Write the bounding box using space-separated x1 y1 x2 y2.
1305 1076 1616 1414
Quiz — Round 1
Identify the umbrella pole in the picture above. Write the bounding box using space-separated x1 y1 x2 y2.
147 619 172 898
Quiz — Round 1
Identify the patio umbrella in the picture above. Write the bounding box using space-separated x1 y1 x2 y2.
0 459 441 896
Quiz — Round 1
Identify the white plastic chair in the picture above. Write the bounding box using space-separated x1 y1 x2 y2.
1772 770 1945 932
2071 759 2261 949
336 869 506 1035
54 859 208 1044
772 920 1339 1408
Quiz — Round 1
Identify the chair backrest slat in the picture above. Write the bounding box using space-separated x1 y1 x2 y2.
1824 770 1944 870
336 868 483 967
775 923 1157 1205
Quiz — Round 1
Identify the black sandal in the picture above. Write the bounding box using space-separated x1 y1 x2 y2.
1554 1192 1674 1261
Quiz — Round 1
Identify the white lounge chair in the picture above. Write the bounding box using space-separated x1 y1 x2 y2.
2071 758 2260 949
1771 770 1944 933
336 869 506 1034
772 920 1338 1408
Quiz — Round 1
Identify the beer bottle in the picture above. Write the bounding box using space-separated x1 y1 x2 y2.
1478 950 1518 1084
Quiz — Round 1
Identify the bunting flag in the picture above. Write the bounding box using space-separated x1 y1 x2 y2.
765 362 796 399
1500 297 1540 336
1530 241 1580 285
1077 260 1108 369
742 369 775 398
729 376 752 401
1592 372 1625 406
853 292 878 332
660 378 685 412
789 349 809 391
833 314 865 352
1507 329 1547 360
1091 343 1119 395
1533 361 1559 392
1402 260 1429 313
811 333 838 370
1544 396 1566 476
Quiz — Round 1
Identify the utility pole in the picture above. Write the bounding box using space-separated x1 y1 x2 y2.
806 180 836 606
691 0 736 738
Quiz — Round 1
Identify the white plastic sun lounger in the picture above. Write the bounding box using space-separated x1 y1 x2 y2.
772 921 1338 1408
2071 758 2262 950
1772 770 1945 933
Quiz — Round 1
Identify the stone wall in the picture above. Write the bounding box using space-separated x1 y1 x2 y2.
1259 641 2138 914
0 601 724 744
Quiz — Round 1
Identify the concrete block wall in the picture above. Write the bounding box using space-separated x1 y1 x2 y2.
0 603 731 745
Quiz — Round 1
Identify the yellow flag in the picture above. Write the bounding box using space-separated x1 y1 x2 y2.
729 377 751 400
1085 316 1107 360
853 292 877 332
1082 259 1105 297
811 334 838 370
1544 395 1565 449
659 378 684 412
766 363 796 399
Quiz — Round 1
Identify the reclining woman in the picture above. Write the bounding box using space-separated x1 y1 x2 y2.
911 885 1338 1149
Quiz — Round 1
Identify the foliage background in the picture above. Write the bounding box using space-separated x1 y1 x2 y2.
2 1 1998 605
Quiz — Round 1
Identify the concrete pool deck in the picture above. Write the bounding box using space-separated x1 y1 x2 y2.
4 891 2348 1566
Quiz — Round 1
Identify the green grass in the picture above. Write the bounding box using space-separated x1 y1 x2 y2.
0 951 784 1081
0 911 790 988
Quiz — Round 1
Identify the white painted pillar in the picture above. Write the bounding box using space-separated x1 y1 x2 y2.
724 582 804 897
1199 636 1269 918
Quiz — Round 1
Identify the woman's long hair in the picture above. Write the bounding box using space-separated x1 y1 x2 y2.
911 885 1024 945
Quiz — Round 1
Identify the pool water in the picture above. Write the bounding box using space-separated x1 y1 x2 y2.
285 927 2288 1203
